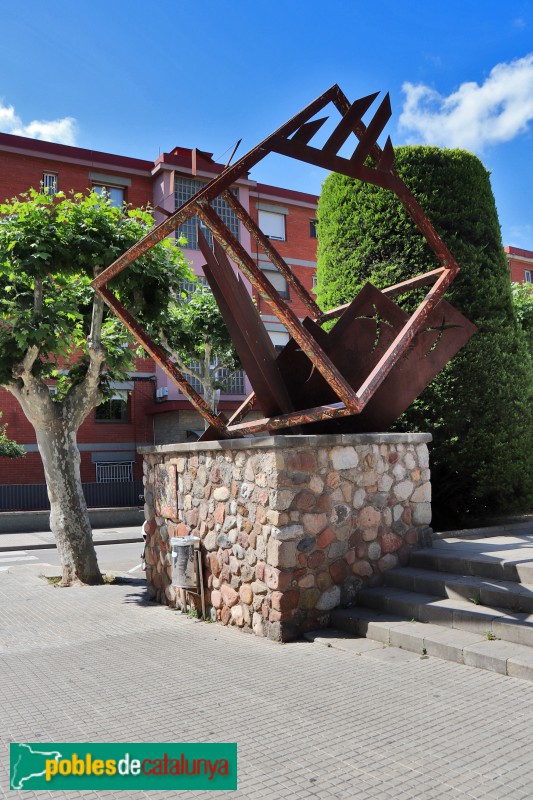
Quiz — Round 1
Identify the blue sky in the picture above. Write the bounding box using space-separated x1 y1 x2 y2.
1 1 533 248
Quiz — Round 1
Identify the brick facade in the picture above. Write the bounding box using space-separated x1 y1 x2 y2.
0 133 321 501
2 131 526 504
505 245 533 285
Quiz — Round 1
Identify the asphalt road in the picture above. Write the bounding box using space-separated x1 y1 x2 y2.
0 541 145 575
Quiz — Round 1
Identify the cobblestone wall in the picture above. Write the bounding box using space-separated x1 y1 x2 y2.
140 434 432 641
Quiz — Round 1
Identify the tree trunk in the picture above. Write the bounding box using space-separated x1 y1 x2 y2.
7 288 108 586
202 347 215 429
203 385 215 429
35 424 102 586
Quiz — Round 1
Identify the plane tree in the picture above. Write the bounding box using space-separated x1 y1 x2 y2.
0 189 190 584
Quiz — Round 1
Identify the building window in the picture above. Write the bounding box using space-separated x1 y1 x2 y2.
261 266 289 299
95 396 129 422
184 361 204 394
525 270 532 283
174 177 239 250
185 358 245 395
310 219 317 238
93 184 124 208
216 365 245 395
312 274 318 292
258 210 286 241
268 330 290 351
42 172 58 195
96 461 133 483
178 276 208 296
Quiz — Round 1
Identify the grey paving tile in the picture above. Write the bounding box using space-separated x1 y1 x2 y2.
422 627 485 663
1 565 533 800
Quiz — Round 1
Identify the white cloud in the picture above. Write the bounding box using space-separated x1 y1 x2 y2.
399 53 533 151
0 99 77 145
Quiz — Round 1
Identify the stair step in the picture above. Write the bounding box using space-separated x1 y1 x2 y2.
328 609 533 681
356 586 533 645
410 548 533 583
320 534 533 679
383 566 533 612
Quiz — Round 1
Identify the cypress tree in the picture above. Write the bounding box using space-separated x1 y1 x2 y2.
316 146 533 527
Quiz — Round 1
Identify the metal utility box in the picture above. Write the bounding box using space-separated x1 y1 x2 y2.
170 536 200 589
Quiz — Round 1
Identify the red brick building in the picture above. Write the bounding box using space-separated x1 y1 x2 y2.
0 133 319 506
2 132 527 508
505 246 533 285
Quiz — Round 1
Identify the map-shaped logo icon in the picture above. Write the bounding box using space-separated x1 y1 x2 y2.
10 743 63 789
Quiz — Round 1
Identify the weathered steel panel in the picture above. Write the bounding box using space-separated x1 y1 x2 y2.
91 84 475 440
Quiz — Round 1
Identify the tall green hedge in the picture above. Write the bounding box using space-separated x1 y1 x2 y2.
316 146 533 527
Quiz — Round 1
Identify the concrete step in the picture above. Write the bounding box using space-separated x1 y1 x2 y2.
327 609 533 681
383 566 533 613
410 548 533 583
355 585 533 646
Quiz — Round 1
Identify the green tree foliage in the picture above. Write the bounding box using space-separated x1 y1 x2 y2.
0 189 190 584
511 281 533 361
317 147 533 527
0 189 188 394
160 283 242 418
0 412 25 458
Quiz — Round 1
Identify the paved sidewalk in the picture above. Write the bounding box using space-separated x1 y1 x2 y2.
1 565 533 800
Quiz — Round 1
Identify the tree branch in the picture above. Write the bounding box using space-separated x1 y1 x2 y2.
212 362 235 375
65 280 107 429
33 277 43 320
13 344 40 377
203 344 212 380
215 366 243 391
159 329 206 387
88 270 106 349
8 345 54 423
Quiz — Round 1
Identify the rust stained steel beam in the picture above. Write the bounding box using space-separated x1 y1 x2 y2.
198 228 294 417
227 283 475 438
227 403 354 436
88 83 470 442
194 200 363 411
354 269 455 409
315 268 445 324
349 93 392 167
330 87 460 274
268 134 402 193
291 116 329 145
377 137 395 173
227 392 257 426
199 391 260 442
222 190 321 319
91 84 343 290
322 92 379 155
95 286 230 435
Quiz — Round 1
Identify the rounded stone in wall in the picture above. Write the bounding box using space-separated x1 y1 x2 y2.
367 541 382 561
316 584 341 611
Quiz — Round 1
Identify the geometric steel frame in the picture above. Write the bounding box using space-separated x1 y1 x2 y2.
91 84 464 439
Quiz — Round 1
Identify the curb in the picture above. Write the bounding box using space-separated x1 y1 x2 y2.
0 537 143 553
433 519 533 539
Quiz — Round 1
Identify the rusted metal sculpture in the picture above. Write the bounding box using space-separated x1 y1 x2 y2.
91 84 476 440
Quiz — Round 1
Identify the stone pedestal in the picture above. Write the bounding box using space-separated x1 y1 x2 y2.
139 433 431 642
